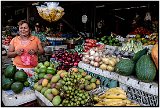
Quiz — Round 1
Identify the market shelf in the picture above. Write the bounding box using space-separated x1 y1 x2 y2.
2 87 36 106
78 61 158 96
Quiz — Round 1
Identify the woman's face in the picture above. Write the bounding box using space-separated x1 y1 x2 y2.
19 23 30 37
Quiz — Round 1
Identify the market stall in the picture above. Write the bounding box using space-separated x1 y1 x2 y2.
2 1 159 107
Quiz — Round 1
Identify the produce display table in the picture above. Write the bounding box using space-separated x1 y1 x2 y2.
2 87 37 106
78 61 158 96
78 61 158 106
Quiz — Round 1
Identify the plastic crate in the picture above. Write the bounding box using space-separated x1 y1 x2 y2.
120 83 159 106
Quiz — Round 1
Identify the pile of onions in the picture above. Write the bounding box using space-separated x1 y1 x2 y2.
82 46 119 72
82 47 104 67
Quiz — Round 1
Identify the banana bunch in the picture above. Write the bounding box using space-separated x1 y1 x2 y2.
94 87 140 106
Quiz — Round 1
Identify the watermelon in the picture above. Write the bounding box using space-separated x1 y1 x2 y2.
115 59 135 76
14 70 28 82
136 54 156 82
2 77 14 90
4 65 17 78
11 82 24 94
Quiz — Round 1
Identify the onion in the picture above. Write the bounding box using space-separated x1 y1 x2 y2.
84 54 90 59
89 56 94 60
82 57 90 64
90 60 95 66
94 47 99 52
94 62 99 67
94 52 99 57
90 50 95 56
82 57 86 62
86 59 90 64
95 56 101 62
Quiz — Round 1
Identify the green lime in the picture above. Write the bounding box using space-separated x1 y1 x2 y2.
24 80 30 87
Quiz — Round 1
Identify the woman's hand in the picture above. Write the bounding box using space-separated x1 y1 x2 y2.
28 49 37 55
15 49 24 56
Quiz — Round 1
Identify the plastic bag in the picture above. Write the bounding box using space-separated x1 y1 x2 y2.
20 51 37 67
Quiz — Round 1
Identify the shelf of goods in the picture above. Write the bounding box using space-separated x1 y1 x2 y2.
78 61 158 106
44 45 67 52
46 37 66 46
2 87 36 106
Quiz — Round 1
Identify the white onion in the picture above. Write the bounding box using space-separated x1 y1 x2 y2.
84 54 90 59
85 59 90 64
82 57 90 64
82 57 86 62
90 60 95 65
95 56 101 62
94 62 99 67
90 50 95 56
94 47 98 52
94 52 99 57
89 56 94 60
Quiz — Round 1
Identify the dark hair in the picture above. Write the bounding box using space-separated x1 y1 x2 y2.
18 20 30 28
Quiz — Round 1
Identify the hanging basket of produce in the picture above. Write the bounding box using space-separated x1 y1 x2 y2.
36 2 65 22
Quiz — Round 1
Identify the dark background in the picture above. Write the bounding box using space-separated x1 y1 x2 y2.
1 1 159 36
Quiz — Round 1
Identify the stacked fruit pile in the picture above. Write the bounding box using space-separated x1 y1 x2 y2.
84 39 97 52
33 67 100 106
82 47 119 72
33 61 56 82
2 65 29 94
60 68 96 106
97 36 121 46
94 87 140 106
2 36 13 46
129 34 158 45
129 27 152 35
115 46 157 82
52 49 82 71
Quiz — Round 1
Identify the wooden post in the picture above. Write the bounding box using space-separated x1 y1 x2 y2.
26 7 30 21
